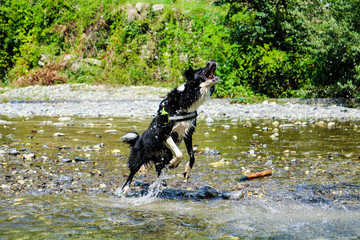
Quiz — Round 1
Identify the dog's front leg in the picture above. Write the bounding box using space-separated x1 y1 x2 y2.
183 134 195 180
165 136 183 168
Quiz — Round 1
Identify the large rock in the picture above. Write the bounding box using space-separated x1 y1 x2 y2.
135 2 150 13
195 185 220 199
152 4 164 12
125 4 139 21
84 58 102 66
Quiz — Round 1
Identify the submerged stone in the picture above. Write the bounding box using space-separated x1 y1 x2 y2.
74 156 90 162
8 148 19 156
195 186 220 199
226 191 245 200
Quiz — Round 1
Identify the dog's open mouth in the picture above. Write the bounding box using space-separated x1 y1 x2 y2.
204 60 218 81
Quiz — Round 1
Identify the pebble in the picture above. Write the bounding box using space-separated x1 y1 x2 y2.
328 122 336 128
1 184 11 190
74 156 89 162
280 124 294 128
226 191 245 200
8 148 19 155
61 157 72 163
54 132 66 136
315 121 326 127
55 175 73 183
270 133 279 140
0 119 10 125
231 119 238 124
272 121 280 127
223 125 231 129
6 134 15 139
243 169 251 175
93 143 105 150
58 117 71 121
202 147 221 155
264 160 273 166
205 117 214 124
105 129 117 134
42 121 53 125
112 149 122 156
53 122 66 127
23 153 36 160
248 150 256 157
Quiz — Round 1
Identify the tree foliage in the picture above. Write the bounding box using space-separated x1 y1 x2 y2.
1 0 359 99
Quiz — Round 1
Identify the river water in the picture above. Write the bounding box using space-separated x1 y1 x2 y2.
0 116 359 239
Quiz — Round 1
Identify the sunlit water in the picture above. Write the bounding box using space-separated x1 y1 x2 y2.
0 116 359 239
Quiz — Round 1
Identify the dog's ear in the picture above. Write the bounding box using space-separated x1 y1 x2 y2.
184 66 194 81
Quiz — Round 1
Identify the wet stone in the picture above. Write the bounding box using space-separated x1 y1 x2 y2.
74 156 90 162
6 134 15 139
8 148 19 156
58 117 71 121
205 117 214 124
61 157 72 163
195 186 220 199
202 147 221 155
226 191 245 200
54 175 73 183
0 119 10 125
105 129 117 134
54 132 66 137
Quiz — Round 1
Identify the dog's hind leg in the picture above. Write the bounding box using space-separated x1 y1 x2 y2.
183 131 195 180
116 162 143 196
165 137 183 168
154 162 168 187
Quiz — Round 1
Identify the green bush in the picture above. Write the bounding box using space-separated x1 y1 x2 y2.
1 0 360 100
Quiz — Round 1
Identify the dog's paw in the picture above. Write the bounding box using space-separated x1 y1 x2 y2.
168 162 180 169
161 179 168 187
183 171 190 180
113 187 124 197
114 186 129 197
183 162 191 180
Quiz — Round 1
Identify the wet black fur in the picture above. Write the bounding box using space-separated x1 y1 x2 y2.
120 61 217 193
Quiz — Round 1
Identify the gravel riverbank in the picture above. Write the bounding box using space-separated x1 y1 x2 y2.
1 84 360 121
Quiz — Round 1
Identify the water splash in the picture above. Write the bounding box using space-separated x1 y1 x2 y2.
133 173 165 205
115 168 168 206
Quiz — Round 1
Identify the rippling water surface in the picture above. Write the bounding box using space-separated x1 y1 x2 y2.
0 116 359 239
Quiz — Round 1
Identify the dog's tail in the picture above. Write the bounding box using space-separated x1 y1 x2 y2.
121 132 140 148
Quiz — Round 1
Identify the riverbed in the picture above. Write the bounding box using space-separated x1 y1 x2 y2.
1 115 359 239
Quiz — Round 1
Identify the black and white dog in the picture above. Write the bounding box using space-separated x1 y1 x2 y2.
116 60 219 196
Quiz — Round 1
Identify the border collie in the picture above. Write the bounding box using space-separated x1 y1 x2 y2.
116 60 219 196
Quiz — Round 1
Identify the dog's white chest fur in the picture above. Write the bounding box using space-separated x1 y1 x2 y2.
172 121 194 139
172 85 211 139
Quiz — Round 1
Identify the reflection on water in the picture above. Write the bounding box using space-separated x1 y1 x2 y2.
0 116 359 239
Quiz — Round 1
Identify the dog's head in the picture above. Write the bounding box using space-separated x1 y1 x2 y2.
184 60 220 89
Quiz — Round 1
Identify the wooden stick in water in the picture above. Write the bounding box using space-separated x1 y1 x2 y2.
238 169 272 182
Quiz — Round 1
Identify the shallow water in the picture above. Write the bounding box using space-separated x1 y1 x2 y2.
1 116 359 239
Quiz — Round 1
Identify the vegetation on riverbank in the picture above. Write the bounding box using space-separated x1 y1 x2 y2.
1 0 360 100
